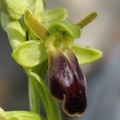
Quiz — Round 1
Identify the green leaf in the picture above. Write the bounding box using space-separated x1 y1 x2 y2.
29 72 51 120
0 0 36 20
41 8 68 28
12 40 47 67
29 72 62 120
5 111 46 120
72 44 103 65
48 20 81 38
0 108 7 120
7 117 19 120
24 10 49 41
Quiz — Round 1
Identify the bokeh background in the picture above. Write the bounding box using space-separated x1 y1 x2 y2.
0 0 120 120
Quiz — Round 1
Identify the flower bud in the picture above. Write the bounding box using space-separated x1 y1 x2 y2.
0 0 36 20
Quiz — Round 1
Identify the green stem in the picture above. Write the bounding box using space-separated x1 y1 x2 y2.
25 68 40 114
28 77 40 114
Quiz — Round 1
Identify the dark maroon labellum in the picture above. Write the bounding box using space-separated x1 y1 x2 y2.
48 47 87 116
63 48 87 116
48 47 74 101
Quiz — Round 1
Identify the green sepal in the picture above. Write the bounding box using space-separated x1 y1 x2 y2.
72 44 103 65
12 40 47 67
41 8 68 28
0 0 36 20
29 72 62 120
5 111 46 120
48 20 81 38
33 0 44 23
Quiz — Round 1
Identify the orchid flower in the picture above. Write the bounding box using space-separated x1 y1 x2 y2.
0 0 102 119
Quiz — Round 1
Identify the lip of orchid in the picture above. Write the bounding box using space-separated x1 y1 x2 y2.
63 48 87 116
48 46 75 101
48 42 87 116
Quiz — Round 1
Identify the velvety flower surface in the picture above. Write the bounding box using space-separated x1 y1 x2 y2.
63 48 87 116
48 47 74 101
48 45 87 116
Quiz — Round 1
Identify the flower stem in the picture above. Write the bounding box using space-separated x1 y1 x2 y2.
28 78 40 114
